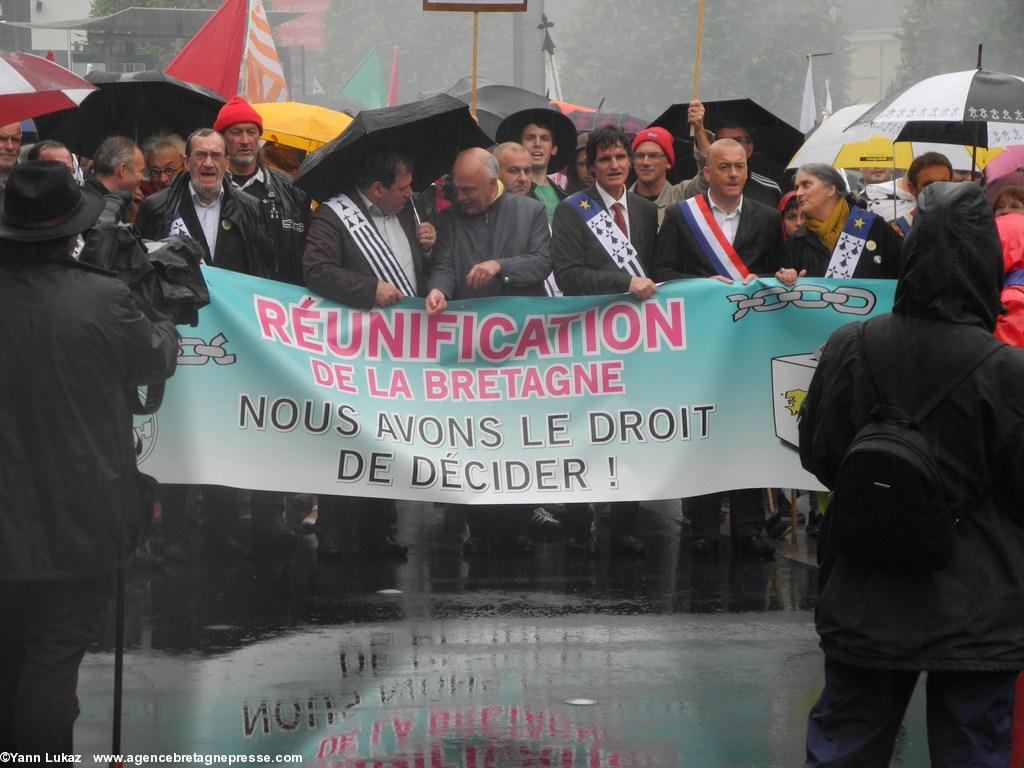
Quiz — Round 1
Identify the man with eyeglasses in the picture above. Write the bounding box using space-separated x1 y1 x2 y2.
137 128 271 276
137 128 281 559
142 133 185 196
630 103 712 225
629 127 685 227
0 121 22 188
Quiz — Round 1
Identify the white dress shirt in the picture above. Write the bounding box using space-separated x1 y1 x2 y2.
358 190 417 293
190 183 224 258
707 191 744 245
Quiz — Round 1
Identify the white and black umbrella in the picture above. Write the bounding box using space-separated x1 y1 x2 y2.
0 51 95 125
853 68 1024 147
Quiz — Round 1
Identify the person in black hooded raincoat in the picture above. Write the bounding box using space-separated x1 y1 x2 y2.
797 182 1024 768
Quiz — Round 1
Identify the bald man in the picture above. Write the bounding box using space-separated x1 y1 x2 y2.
425 147 551 314
492 141 533 197
424 147 553 557
653 138 782 559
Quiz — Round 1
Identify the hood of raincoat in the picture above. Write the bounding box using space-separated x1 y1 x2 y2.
893 181 1002 331
996 212 1024 273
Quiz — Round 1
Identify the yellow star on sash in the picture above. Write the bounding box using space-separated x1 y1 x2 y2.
854 217 865 229
579 199 591 210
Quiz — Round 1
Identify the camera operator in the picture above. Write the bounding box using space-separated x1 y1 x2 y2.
0 161 179 752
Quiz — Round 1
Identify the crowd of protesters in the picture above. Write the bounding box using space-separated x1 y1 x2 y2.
5 90 1024 759
3 95 1024 566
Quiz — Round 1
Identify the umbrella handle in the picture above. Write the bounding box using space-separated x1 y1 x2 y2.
110 564 125 767
690 0 705 138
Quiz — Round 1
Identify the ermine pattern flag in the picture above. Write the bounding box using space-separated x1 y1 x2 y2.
244 0 289 103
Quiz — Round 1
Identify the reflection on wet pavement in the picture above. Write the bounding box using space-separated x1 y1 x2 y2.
74 501 928 766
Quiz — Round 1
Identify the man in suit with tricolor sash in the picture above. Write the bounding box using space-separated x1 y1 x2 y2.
653 138 783 559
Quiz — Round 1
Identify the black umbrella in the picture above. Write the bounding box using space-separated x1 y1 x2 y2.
446 81 551 140
293 94 492 203
34 70 226 156
493 106 577 174
445 80 577 172
649 97 804 175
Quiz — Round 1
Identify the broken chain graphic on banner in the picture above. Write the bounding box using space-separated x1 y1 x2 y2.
177 333 237 365
727 285 876 322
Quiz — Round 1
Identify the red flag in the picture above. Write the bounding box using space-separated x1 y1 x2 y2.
165 0 247 100
386 44 399 107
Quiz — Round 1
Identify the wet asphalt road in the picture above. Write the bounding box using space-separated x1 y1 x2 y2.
72 500 931 767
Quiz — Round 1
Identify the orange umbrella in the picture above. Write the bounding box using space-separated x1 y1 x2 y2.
550 99 595 115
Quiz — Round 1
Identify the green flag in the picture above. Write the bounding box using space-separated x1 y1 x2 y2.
338 48 384 108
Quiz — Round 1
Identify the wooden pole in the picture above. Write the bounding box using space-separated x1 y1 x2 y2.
470 11 479 120
689 0 705 137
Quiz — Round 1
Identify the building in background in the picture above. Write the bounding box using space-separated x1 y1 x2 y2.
843 0 903 104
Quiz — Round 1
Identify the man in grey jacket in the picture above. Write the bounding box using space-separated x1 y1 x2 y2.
425 148 551 556
425 148 550 314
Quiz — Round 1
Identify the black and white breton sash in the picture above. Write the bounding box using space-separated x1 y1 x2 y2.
323 193 416 297
825 206 880 279
566 191 646 278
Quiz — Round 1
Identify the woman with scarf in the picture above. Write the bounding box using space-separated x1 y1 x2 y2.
779 164 901 281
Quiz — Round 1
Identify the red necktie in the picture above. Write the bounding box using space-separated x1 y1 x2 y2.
611 202 629 238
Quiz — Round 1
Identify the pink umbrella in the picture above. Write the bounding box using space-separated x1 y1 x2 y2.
0 52 96 125
983 145 1024 202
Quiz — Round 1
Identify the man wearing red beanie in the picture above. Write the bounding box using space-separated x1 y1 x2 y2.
629 101 710 225
215 95 310 286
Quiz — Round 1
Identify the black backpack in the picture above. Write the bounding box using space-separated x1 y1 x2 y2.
829 324 1003 573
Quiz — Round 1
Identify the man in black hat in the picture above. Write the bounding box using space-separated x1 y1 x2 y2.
0 161 178 752
495 109 576 225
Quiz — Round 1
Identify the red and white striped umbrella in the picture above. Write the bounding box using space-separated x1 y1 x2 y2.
0 51 96 125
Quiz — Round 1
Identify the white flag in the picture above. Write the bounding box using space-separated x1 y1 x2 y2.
310 76 326 96
824 78 833 116
799 56 817 134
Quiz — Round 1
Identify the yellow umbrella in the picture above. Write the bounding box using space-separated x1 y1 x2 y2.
831 138 998 170
252 101 352 152
789 104 999 171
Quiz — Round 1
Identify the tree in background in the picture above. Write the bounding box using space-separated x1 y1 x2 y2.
91 0 215 15
898 0 1024 87
315 0 513 107
556 0 851 127
90 0 220 68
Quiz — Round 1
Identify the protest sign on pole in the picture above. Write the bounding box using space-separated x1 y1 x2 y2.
422 0 528 119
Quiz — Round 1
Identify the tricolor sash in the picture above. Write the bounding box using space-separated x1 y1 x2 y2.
825 206 879 279
676 196 749 281
323 194 417 298
567 191 646 278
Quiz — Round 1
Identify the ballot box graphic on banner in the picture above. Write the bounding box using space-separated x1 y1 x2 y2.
771 353 819 449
